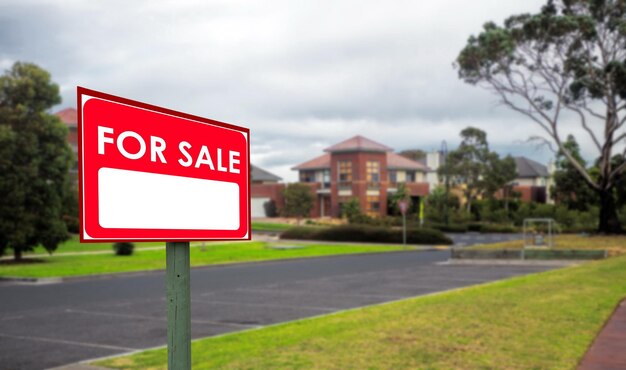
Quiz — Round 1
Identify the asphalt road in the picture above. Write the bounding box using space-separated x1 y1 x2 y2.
0 247 554 370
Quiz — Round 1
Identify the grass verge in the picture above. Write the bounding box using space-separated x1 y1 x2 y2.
469 234 626 256
251 222 294 232
96 255 626 369
0 242 406 278
19 235 164 255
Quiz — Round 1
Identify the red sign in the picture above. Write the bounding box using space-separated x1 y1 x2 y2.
78 87 250 242
398 200 409 215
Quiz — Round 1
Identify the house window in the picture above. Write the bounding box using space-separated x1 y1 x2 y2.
338 161 352 189
300 171 315 183
323 170 331 188
389 170 397 184
406 171 415 182
366 196 380 216
366 161 380 189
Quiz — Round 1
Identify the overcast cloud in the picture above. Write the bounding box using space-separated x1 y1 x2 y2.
0 0 600 180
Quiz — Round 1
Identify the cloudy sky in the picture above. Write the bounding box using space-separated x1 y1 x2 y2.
1 0 597 181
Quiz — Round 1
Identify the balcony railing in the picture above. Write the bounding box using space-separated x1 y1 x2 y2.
367 182 380 190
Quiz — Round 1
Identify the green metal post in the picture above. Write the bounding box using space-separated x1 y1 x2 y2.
167 242 191 370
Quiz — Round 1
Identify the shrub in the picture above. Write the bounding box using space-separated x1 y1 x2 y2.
263 200 278 217
466 222 519 233
62 214 80 234
281 225 452 245
113 242 135 256
425 222 468 233
342 198 367 224
282 183 314 222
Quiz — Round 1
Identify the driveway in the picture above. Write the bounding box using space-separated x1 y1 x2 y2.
0 249 555 370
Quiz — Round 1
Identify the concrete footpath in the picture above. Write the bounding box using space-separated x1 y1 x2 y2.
578 299 626 370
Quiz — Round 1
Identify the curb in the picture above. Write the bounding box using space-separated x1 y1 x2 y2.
48 364 112 370
0 276 63 284
440 259 581 267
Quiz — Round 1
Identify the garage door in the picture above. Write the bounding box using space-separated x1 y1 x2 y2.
251 197 270 218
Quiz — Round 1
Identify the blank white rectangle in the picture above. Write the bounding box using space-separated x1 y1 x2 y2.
98 168 239 230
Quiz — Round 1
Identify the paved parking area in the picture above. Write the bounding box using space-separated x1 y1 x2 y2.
0 249 554 370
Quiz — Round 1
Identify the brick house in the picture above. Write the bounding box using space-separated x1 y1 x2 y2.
510 156 552 203
250 165 284 217
55 108 78 176
292 136 430 217
55 107 78 152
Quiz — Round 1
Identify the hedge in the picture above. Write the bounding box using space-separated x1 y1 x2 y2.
280 225 453 245
425 222 469 233
466 222 519 233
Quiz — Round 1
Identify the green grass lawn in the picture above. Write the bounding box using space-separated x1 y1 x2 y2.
96 255 626 370
469 234 626 256
22 234 165 255
0 242 406 278
251 222 295 232
18 221 304 255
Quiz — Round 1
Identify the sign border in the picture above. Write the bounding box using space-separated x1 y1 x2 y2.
77 86 251 243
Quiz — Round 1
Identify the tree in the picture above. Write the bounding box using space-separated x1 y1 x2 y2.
439 127 491 213
456 0 626 233
282 183 313 224
610 155 626 209
398 149 426 162
425 185 461 223
0 62 74 260
483 154 518 211
389 183 412 215
341 198 363 223
552 135 597 210
440 127 516 213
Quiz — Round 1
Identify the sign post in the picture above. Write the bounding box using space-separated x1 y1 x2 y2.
77 87 250 370
398 199 408 249
167 242 191 369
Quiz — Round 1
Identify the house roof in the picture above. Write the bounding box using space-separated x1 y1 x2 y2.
324 135 393 153
292 154 331 170
251 164 282 182
292 152 428 171
387 152 430 171
55 108 77 127
514 156 549 178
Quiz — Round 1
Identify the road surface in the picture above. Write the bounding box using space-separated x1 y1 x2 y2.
0 248 553 370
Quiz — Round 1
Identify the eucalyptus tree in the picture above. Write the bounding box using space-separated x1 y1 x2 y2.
457 0 626 232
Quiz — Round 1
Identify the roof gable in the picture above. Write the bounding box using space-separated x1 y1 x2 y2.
292 154 331 170
55 108 77 127
387 152 429 171
251 165 282 182
324 135 393 153
514 157 549 178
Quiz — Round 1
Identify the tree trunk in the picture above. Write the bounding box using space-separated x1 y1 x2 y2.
598 189 622 234
13 247 22 262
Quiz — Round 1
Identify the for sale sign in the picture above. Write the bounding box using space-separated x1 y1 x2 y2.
78 87 250 242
